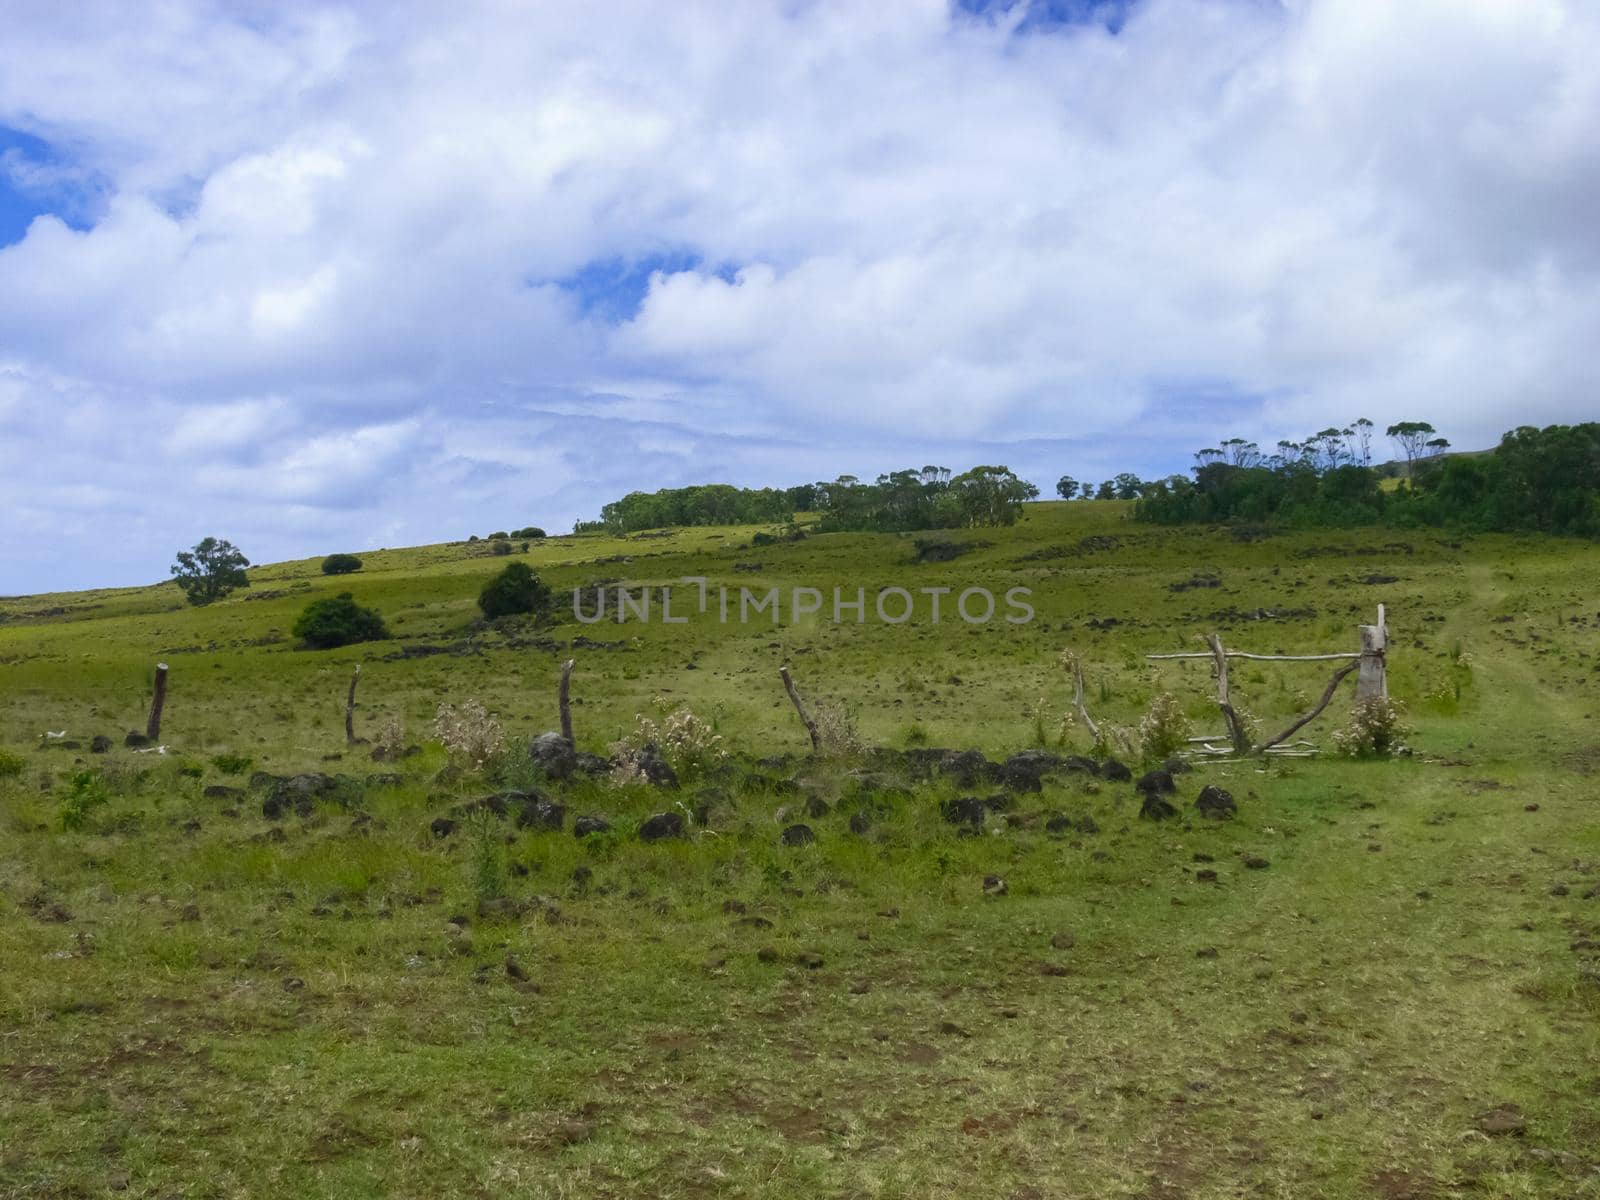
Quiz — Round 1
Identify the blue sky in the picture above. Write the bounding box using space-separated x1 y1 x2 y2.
2 0 1599 593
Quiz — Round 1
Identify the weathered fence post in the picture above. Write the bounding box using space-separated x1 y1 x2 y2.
559 658 575 744
1205 633 1252 754
779 665 820 753
345 665 361 744
146 662 169 741
1356 604 1388 703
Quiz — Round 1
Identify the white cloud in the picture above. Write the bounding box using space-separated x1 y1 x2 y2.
1 0 1598 589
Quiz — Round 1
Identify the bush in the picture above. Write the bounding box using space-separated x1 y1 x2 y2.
478 561 551 619
292 592 389 649
1138 692 1194 761
510 527 546 539
615 697 727 781
321 553 364 576
60 770 110 831
1333 697 1410 756
433 700 504 768
0 750 24 779
490 539 514 557
487 531 509 541
210 753 253 776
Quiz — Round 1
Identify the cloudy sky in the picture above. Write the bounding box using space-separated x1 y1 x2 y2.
3 0 1597 592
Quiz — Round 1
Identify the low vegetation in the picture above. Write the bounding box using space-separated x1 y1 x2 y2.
3 500 1598 1196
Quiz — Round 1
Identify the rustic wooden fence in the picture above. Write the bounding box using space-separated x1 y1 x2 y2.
1145 605 1388 758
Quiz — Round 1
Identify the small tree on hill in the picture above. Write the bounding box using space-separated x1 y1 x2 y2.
479 561 551 620
321 553 363 576
292 593 388 649
171 537 250 606
1055 476 1080 500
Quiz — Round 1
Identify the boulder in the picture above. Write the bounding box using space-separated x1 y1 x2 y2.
940 796 987 828
638 811 685 842
1139 793 1179 821
780 823 816 847
90 735 113 754
529 732 577 780
1135 769 1176 796
1194 785 1236 820
1100 758 1133 782
573 814 612 838
1001 750 1063 792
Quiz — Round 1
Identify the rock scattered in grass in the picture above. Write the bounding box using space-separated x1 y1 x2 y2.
1195 785 1236 820
1050 931 1076 950
982 874 1008 897
780 823 815 847
638 811 685 842
1243 855 1270 870
1139 794 1178 821
1476 1103 1526 1136
1196 946 1219 959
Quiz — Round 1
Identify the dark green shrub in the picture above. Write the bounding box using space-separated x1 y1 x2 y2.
511 527 547 539
321 553 364 576
211 753 253 775
489 539 514 557
292 593 389 649
0 750 24 779
487 531 509 540
478 562 551 620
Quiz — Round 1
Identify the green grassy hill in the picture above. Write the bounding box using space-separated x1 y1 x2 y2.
2 502 1598 1198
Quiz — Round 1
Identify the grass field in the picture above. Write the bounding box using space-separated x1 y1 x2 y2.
3 501 1599 1198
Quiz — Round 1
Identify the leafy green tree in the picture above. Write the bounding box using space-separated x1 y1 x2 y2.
171 537 250 606
948 465 1038 526
292 593 388 649
479 561 551 620
1055 476 1079 500
1386 421 1437 474
1112 473 1144 500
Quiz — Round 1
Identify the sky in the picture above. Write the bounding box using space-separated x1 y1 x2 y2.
2 0 1598 593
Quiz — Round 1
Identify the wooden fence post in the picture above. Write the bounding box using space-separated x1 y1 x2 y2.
559 658 575 744
779 665 820 753
345 665 361 744
146 663 169 741
1205 633 1252 754
1356 604 1388 703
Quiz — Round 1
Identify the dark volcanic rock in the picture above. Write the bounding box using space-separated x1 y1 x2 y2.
123 732 152 749
528 732 577 780
1139 793 1179 821
1194 785 1237 820
940 749 996 787
1135 769 1177 796
940 796 987 828
203 785 244 800
430 816 458 838
848 812 872 835
633 744 679 788
780 823 816 847
1162 756 1193 776
90 735 113 754
517 798 567 832
1100 758 1133 782
262 773 340 820
638 811 685 841
573 814 612 838
1001 750 1063 792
